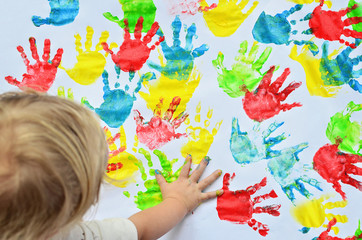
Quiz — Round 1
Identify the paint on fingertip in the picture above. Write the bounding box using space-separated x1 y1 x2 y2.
155 169 162 175
216 189 223 197
218 170 222 176
203 156 211 165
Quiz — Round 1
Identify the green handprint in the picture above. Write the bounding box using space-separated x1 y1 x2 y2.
103 0 157 33
212 41 272 98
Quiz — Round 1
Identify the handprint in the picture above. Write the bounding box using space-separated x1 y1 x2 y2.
313 144 362 200
5 37 63 92
306 0 362 48
326 101 362 155
242 66 302 122
165 0 216 15
289 43 342 97
230 118 321 202
286 0 332 7
104 126 140 188
200 0 259 37
213 41 272 98
103 0 156 33
60 26 110 85
32 0 79 27
312 218 362 240
147 16 209 81
82 70 154 128
180 102 222 164
134 97 188 150
291 195 348 235
102 17 164 80
217 173 280 236
348 0 362 32
319 40 362 93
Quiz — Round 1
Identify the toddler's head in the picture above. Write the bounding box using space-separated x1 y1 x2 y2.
0 91 108 240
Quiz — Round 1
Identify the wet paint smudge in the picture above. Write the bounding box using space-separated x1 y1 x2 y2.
213 41 272 98
134 97 188 150
313 143 362 200
166 0 216 15
200 0 259 37
104 126 140 188
147 16 208 81
135 149 181 210
82 71 153 128
60 26 109 85
103 0 157 33
5 37 63 92
242 66 302 122
216 173 280 236
32 0 79 27
180 102 222 164
102 17 164 79
291 195 348 234
319 40 362 93
326 101 362 155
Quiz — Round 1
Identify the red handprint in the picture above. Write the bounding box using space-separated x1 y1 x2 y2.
309 0 362 48
242 66 302 122
315 218 362 240
216 173 281 237
102 17 164 74
134 97 188 150
313 144 362 200
5 37 63 92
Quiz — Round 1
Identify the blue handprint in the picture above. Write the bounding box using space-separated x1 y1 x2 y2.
147 16 209 81
230 117 322 203
320 39 362 93
252 5 318 54
82 70 155 128
32 0 79 27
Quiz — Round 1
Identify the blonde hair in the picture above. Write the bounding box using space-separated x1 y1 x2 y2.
0 91 108 240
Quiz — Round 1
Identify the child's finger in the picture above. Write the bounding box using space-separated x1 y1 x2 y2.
189 156 210 182
201 189 224 201
155 170 167 189
179 155 192 178
198 169 222 190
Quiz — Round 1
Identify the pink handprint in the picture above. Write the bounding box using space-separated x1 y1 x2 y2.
242 66 302 122
102 17 164 79
134 97 188 150
5 37 63 92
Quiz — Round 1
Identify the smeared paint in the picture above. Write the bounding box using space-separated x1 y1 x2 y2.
313 144 362 200
291 195 348 234
102 17 164 79
60 26 109 85
319 40 362 93
252 5 318 53
289 44 342 97
139 68 201 118
287 0 332 8
230 118 322 202
135 149 181 210
5 37 63 92
104 126 140 188
326 101 362 155
32 0 79 27
57 86 74 100
216 173 280 236
307 0 362 48
82 71 153 128
134 97 188 150
200 0 259 37
166 0 216 15
213 41 272 98
242 66 302 122
313 218 362 240
103 0 156 33
180 103 222 164
147 16 209 81
123 191 131 198
348 0 362 32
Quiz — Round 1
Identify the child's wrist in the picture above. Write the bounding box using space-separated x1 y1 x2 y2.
163 196 189 215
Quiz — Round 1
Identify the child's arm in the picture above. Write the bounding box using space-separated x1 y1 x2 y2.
128 155 223 240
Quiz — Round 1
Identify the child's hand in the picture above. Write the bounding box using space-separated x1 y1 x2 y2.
155 155 223 213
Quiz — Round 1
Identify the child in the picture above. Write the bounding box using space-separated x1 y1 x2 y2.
0 91 223 240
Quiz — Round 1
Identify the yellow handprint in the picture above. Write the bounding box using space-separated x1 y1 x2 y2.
289 44 342 98
200 0 259 37
180 102 222 164
104 126 140 188
60 26 111 85
291 194 348 234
